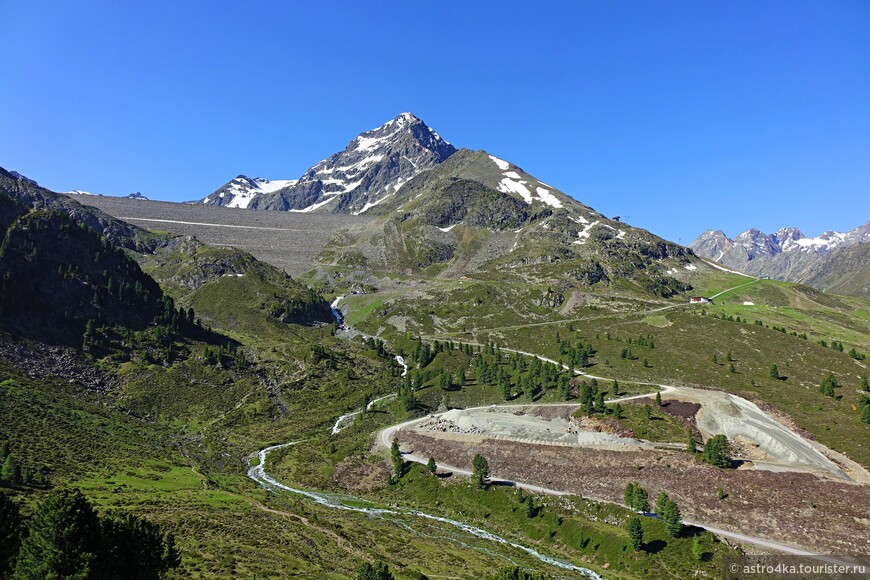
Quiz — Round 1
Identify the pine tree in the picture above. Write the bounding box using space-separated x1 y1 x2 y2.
655 391 662 406
703 435 732 468
390 440 403 479
612 403 625 420
627 517 644 551
624 482 636 508
861 375 869 392
472 453 489 489
692 537 704 562
427 457 437 474
662 499 683 538
624 482 649 512
95 511 181 579
1 454 20 485
819 372 838 397
525 496 535 518
14 488 102 579
654 492 670 517
632 486 649 512
594 391 605 413
687 436 697 454
769 364 780 379
0 493 22 576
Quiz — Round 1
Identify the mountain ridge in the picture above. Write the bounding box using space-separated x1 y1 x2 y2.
690 221 870 295
201 112 456 214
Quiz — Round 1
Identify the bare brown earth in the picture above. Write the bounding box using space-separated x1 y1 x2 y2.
398 431 870 556
332 457 391 493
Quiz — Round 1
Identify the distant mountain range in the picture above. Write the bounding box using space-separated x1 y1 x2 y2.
66 189 149 200
691 222 870 296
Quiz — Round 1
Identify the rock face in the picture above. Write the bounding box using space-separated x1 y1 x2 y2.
203 113 456 214
690 221 870 295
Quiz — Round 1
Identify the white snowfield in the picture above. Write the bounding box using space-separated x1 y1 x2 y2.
203 177 298 209
489 155 564 209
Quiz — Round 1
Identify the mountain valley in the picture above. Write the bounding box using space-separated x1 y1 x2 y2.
1 114 869 579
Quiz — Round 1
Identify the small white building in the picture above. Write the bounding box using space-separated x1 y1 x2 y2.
689 297 711 304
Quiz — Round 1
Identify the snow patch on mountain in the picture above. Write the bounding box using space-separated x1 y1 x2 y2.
535 186 563 209
491 157 564 209
498 176 534 204
288 196 337 213
488 155 510 171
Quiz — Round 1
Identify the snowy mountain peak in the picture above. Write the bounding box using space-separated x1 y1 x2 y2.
201 113 457 214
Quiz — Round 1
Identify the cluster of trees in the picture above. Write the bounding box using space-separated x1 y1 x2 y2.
557 337 595 370
356 560 394 580
202 342 247 370
397 374 416 411
577 379 624 415
623 483 682 538
309 343 334 367
0 443 44 488
473 347 568 402
700 435 732 468
819 372 839 397
0 489 179 579
654 492 683 537
624 482 649 512
363 337 390 359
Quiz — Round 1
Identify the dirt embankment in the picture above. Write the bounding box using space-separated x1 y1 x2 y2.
397 431 870 556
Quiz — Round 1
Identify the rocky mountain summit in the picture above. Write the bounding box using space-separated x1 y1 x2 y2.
201 112 456 214
691 221 870 295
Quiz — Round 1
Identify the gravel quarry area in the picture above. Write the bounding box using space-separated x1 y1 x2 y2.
663 387 865 483
409 385 867 483
71 196 372 276
418 408 652 450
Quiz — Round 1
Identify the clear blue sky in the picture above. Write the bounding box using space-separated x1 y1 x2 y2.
2 1 868 244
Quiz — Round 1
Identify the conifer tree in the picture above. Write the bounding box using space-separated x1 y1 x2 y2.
14 488 102 579
703 435 732 468
0 493 21 576
662 499 683 537
1 454 20 485
819 372 838 397
627 517 644 551
472 454 489 489
390 440 403 479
